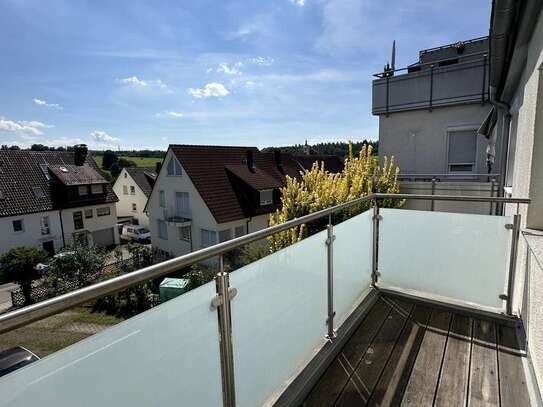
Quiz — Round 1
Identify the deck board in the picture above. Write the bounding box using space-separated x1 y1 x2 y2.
469 320 499 407
366 305 432 406
400 310 451 407
335 302 414 405
302 294 532 407
497 324 531 407
434 314 472 407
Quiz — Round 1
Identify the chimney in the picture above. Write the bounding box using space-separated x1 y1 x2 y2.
73 144 88 166
274 149 284 173
155 161 162 174
246 150 255 173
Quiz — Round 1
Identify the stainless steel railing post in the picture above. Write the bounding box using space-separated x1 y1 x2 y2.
506 213 521 316
325 214 336 340
372 202 381 286
213 257 237 407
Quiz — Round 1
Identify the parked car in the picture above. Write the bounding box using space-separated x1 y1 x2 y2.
0 347 40 378
34 251 76 275
121 225 151 243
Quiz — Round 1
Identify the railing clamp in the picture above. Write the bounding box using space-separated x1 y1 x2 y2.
373 214 383 221
325 235 336 246
499 294 508 300
505 224 514 230
211 288 238 308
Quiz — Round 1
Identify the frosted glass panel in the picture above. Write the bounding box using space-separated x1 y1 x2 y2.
0 281 222 407
230 229 327 407
379 209 512 310
333 210 373 323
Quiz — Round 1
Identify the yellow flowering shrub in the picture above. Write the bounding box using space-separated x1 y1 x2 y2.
268 143 401 251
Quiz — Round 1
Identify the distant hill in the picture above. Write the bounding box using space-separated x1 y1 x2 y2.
263 140 378 158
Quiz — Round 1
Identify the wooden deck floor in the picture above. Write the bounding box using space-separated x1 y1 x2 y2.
303 294 531 407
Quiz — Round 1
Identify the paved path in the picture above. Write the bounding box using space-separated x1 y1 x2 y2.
0 283 18 312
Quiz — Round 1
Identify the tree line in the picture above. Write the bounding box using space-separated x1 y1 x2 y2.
262 140 378 158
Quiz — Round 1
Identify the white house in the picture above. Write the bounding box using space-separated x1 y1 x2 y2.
145 145 342 258
0 145 119 255
113 167 157 227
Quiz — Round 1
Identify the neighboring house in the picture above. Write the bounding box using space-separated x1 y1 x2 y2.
146 145 341 257
113 167 157 227
373 37 495 179
0 145 119 255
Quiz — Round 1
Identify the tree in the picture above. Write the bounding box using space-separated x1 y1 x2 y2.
0 247 48 305
30 144 50 151
268 143 401 251
45 246 106 295
101 150 118 170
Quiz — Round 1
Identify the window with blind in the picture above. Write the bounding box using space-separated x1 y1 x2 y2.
448 129 477 172
201 229 217 248
175 192 190 217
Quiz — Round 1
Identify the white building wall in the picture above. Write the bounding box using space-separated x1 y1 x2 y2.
379 104 493 175
504 11 543 395
61 203 119 247
0 210 63 255
147 149 271 258
113 168 151 227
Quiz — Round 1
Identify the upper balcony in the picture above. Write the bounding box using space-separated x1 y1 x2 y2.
372 38 489 116
0 193 537 406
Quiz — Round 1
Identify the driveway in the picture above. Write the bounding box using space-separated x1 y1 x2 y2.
0 283 18 312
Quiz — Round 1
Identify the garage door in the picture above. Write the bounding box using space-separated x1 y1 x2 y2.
92 227 115 247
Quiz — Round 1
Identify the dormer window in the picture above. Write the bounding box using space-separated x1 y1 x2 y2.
78 185 89 196
91 184 104 194
167 157 182 176
32 186 45 198
260 189 273 206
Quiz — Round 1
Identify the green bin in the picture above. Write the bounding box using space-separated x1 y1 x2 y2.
159 278 190 302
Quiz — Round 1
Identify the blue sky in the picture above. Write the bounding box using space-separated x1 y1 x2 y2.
0 0 491 150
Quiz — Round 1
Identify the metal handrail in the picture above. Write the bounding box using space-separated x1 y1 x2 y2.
0 193 530 334
399 173 499 178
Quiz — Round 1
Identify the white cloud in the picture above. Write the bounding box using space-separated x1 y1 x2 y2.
250 56 274 66
289 0 305 6
156 111 184 118
33 98 62 110
0 117 53 136
90 130 120 146
245 81 256 87
189 82 230 98
118 76 169 90
217 62 243 75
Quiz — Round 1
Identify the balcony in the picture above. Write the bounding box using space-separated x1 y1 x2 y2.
372 54 488 115
0 193 537 406
162 207 191 225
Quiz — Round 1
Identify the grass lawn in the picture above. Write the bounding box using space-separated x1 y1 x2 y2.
93 154 162 169
0 306 122 357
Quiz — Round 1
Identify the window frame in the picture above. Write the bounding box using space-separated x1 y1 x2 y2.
72 211 84 230
123 185 128 195
259 189 274 206
84 209 94 219
158 220 168 240
234 225 246 238
166 157 183 176
130 185 136 195
40 216 50 235
446 126 479 175
178 226 191 242
132 203 137 212
97 207 111 217
91 184 103 195
200 229 217 248
78 185 90 197
12 219 24 233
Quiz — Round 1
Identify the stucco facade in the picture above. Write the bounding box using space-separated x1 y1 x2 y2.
113 168 151 227
60 203 119 248
379 103 494 175
0 210 63 255
147 149 269 258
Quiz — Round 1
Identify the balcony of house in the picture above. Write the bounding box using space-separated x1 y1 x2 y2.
0 193 538 407
162 207 192 225
372 53 489 116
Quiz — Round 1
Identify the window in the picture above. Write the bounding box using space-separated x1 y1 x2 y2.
12 219 24 233
201 229 216 247
159 190 166 208
124 172 127 178
73 211 84 230
178 226 191 242
158 220 168 239
132 203 137 211
130 185 136 195
32 186 45 198
91 184 103 194
166 157 182 176
40 216 50 235
175 192 190 216
259 189 274 205
84 209 93 218
78 185 89 196
448 129 477 173
219 229 232 243
123 185 128 195
234 225 246 238
97 207 111 217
